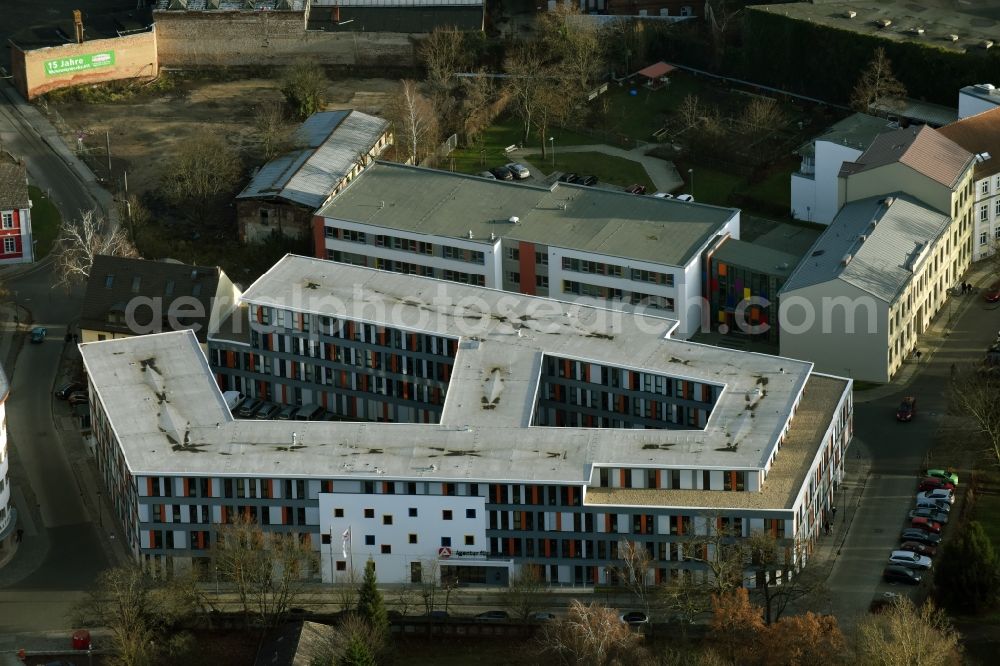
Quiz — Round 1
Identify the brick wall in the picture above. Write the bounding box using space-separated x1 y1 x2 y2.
237 200 314 245
154 11 415 67
12 31 159 100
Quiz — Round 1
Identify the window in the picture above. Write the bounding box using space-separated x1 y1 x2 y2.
443 510 453 520
995 199 1000 217
981 232 988 245
383 515 393 525
466 508 476 519
3 238 15 254
131 276 141 293
536 275 549 288
164 280 174 296
506 247 520 261
104 274 115 289
983 180 990 195
441 537 452 547
381 544 392 554
508 271 520 284
336 561 347 571
334 508 344 518
464 535 475 545
408 507 418 517
0 212 12 228
409 534 418 544
536 252 548 265
259 208 270 225
365 535 375 545
364 508 375 518
981 205 989 222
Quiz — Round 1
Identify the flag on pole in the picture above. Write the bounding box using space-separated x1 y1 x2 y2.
342 526 351 558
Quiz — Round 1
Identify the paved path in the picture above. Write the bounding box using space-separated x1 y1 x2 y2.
513 143 684 194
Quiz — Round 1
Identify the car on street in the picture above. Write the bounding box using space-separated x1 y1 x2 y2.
900 528 942 546
30 327 47 344
869 592 903 613
916 489 954 505
910 516 942 534
898 541 936 557
619 611 649 625
476 610 509 622
650 192 674 199
255 402 281 419
67 391 89 406
927 469 959 486
675 194 695 202
895 396 916 421
530 612 557 622
490 166 514 181
918 477 955 493
625 184 647 195
888 549 933 570
579 175 599 186
237 398 262 418
55 381 86 400
506 163 531 179
558 172 579 183
909 508 950 524
916 497 951 513
983 279 1000 302
883 565 922 585
476 170 496 179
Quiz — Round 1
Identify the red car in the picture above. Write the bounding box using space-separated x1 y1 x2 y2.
918 477 955 493
896 397 916 422
899 541 936 557
985 279 1000 303
911 516 942 534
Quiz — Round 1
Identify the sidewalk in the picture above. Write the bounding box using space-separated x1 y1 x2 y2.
852 261 996 404
511 143 683 194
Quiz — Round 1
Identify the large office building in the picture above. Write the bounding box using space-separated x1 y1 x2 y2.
83 256 852 586
312 162 741 340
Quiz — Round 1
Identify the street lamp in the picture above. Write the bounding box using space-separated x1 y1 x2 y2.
549 137 555 168
688 168 695 199
97 490 103 528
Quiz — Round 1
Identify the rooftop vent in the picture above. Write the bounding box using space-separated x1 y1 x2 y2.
881 196 896 207
908 27 925 35
844 10 857 19
947 34 960 42
976 83 997 93
875 18 892 29
858 234 868 243
841 254 853 267
509 216 520 224
984 40 995 50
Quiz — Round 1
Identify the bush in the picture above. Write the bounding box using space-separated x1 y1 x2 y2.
935 520 1000 614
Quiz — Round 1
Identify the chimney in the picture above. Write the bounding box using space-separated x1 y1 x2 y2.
73 9 84 44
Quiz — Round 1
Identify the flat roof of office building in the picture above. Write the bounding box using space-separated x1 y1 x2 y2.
316 162 739 268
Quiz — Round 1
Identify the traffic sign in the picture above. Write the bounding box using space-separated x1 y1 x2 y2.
438 546 452 558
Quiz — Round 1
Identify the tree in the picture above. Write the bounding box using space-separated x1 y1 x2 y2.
758 612 845 666
537 4 602 96
950 365 1000 468
745 531 824 625
704 0 745 69
615 540 654 628
357 558 390 635
504 42 548 146
709 588 764 664
856 598 961 666
685 519 747 596
851 47 907 115
388 80 440 165
213 512 318 629
281 59 328 120
537 600 646 666
254 100 292 161
677 94 702 131
504 566 546 621
534 80 573 162
935 520 1000 613
302 614 386 666
73 565 197 666
459 71 499 146
741 97 784 137
161 132 242 207
115 193 149 245
338 636 377 666
52 209 138 288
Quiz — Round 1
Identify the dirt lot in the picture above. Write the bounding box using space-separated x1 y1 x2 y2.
44 74 400 196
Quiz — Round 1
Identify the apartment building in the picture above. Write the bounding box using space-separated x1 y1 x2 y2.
0 364 13 560
780 195 954 383
958 83 1000 120
83 257 853 587
938 107 1000 261
312 162 740 339
0 158 33 265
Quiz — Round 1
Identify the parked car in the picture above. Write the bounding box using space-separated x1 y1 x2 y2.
896 396 916 421
675 194 695 202
506 163 531 179
490 166 514 181
650 192 674 199
910 516 943 534
869 592 903 613
898 540 937 557
619 611 649 625
476 610 509 622
625 183 647 195
900 528 942 546
909 507 950 524
918 477 955 493
67 391 89 406
224 391 246 413
926 469 959 486
579 175 599 186
888 549 933 570
237 398 262 418
916 497 951 513
983 279 1000 302
254 402 281 420
883 565 922 585
477 170 497 179
55 381 86 400
530 611 557 622
30 327 47 344
276 404 299 420
916 489 954 505
426 610 449 620
558 172 579 183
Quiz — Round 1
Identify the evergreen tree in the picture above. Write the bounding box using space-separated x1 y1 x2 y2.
935 520 1000 613
357 559 390 634
338 636 377 666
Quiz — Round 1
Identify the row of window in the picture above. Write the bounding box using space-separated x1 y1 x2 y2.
561 281 675 311
543 356 715 402
358 507 476 521
506 247 549 264
508 272 549 288
978 227 1000 245
561 257 674 286
977 199 1000 222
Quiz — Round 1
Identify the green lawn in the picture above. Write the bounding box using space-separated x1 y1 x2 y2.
672 161 742 206
447 116 596 175
599 76 705 141
28 185 61 258
523 151 654 190
973 470 1000 552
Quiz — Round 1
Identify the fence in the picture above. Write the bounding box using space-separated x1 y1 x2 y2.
420 133 458 168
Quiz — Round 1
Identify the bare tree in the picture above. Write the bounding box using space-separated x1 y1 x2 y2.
537 600 646 666
745 531 822 625
677 94 702 131
538 4 602 96
684 519 747 596
114 193 149 245
388 80 440 165
254 101 291 161
856 598 961 666
504 42 548 146
161 132 242 206
535 80 573 162
503 566 546 621
851 47 907 115
659 574 710 640
459 71 499 146
419 27 472 105
741 97 784 136
616 539 654 625
333 569 360 611
52 209 138 288
281 59 328 120
950 365 1000 469
705 0 745 69
213 512 319 630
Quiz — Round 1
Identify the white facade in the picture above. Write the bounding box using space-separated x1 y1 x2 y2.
791 142 866 225
0 399 11 541
959 84 1000 120
972 172 1000 260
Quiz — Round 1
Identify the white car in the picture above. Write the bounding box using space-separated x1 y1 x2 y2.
506 162 531 179
675 194 695 202
888 549 933 570
650 192 674 199
916 489 954 505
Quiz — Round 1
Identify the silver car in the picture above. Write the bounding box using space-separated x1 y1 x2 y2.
505 162 531 179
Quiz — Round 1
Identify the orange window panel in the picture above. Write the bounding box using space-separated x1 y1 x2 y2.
555 513 562 530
